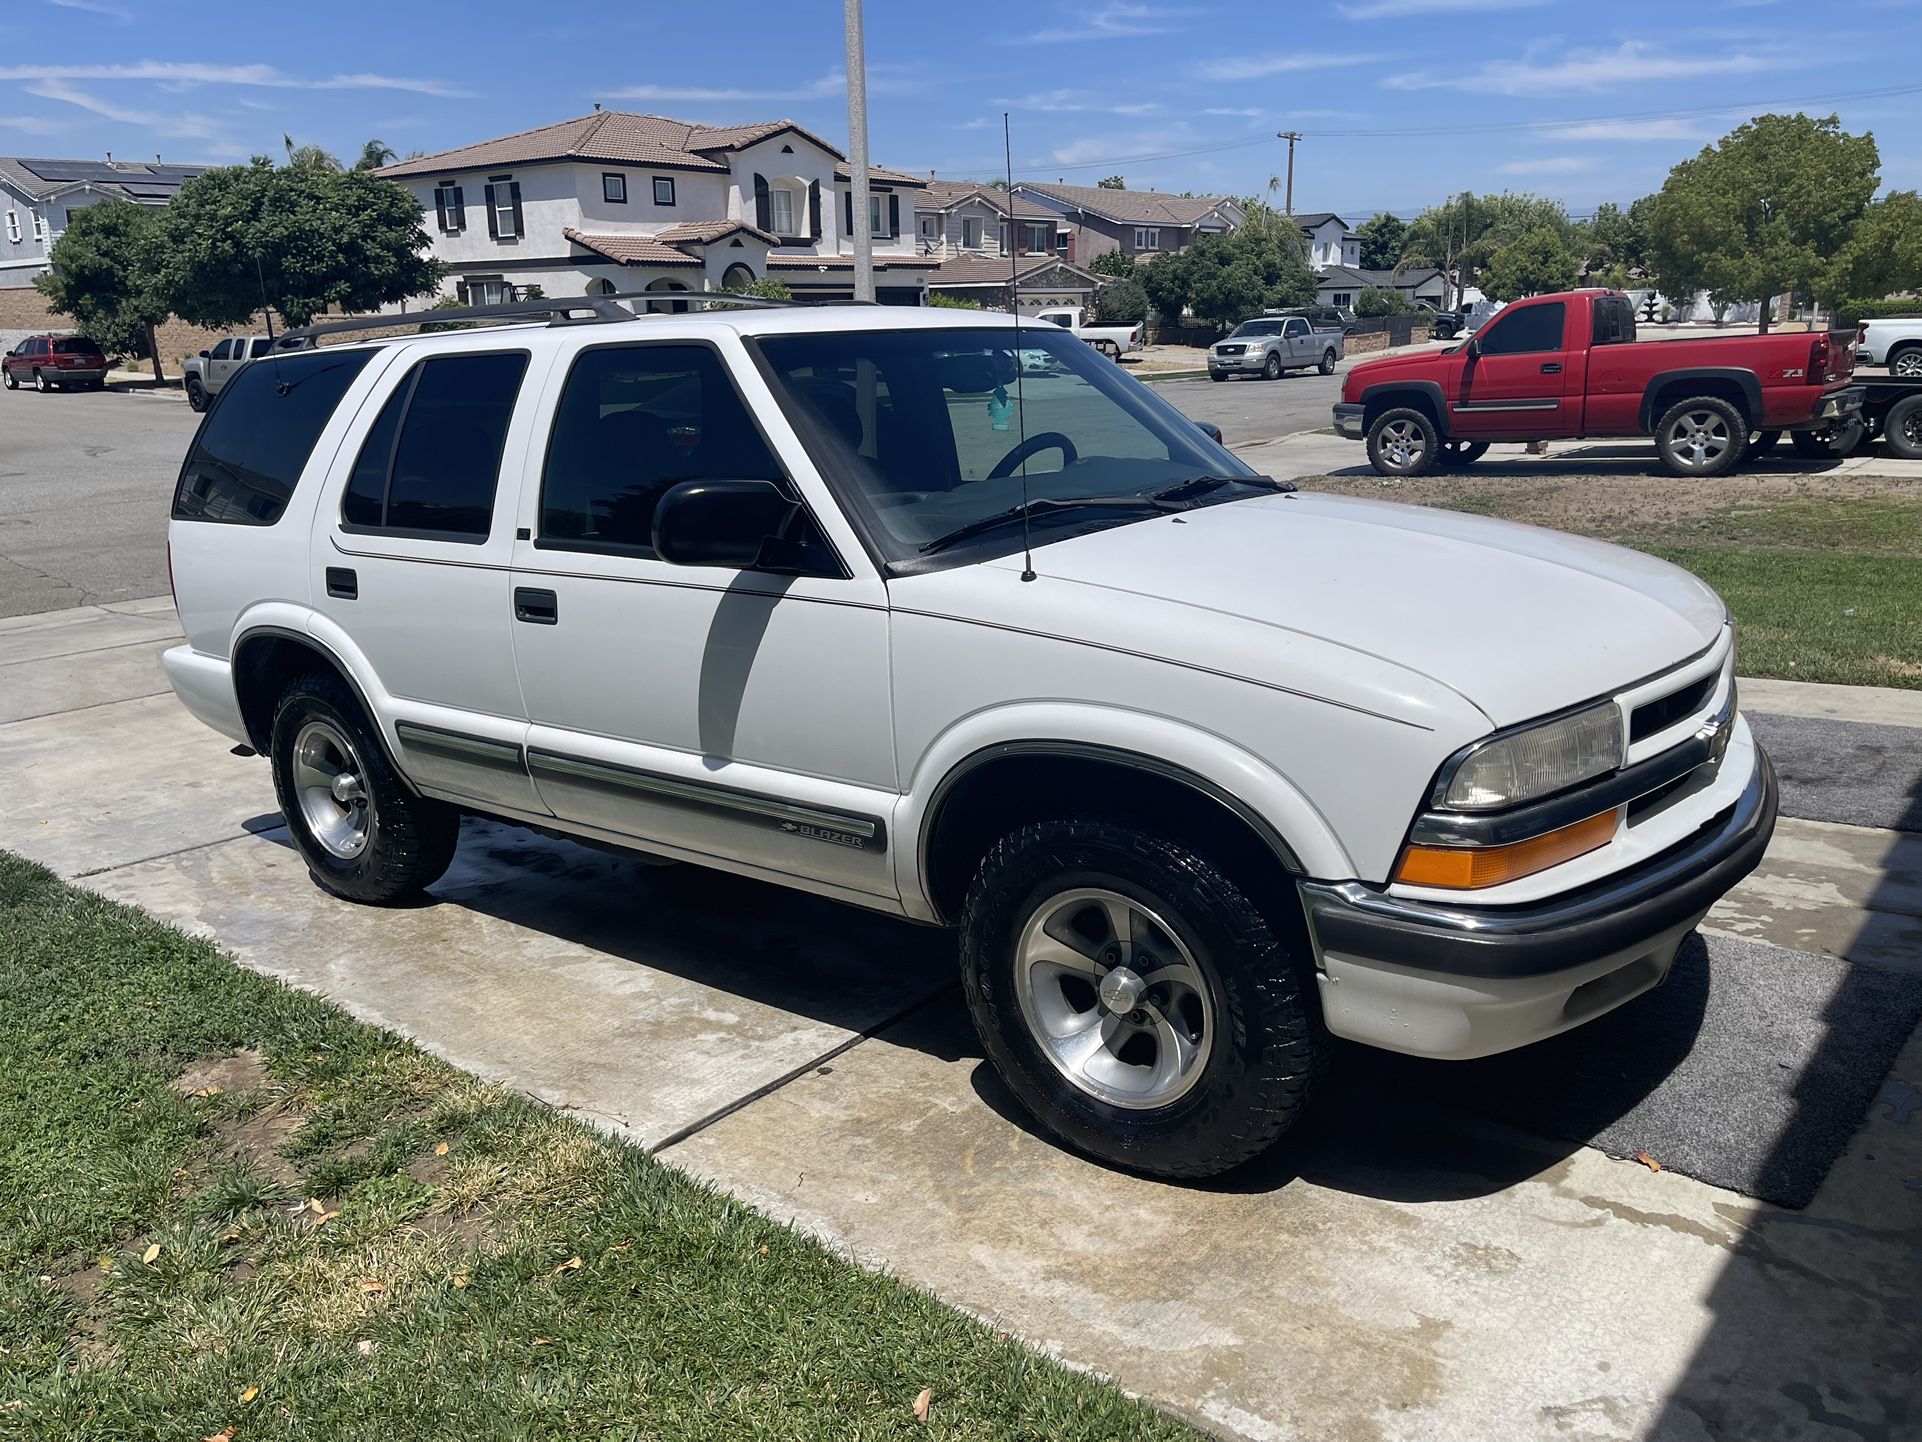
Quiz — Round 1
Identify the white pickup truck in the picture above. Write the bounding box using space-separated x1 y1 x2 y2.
162 293 1774 1178
181 334 275 412
1032 305 1143 359
1855 316 1922 377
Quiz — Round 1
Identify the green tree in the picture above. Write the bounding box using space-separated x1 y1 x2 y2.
720 275 794 300
158 160 445 329
32 198 172 381
1827 190 1922 312
1087 248 1139 280
1356 212 1407 270
282 134 343 171
1097 175 1126 190
354 139 398 172
1144 202 1316 329
1354 286 1415 317
1091 278 1148 324
1644 113 1879 332
1399 191 1570 306
1139 247 1193 323
1480 226 1581 301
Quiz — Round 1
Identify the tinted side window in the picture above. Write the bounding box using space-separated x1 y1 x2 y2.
1591 297 1636 346
172 350 374 526
539 344 782 555
341 352 528 541
1478 302 1566 356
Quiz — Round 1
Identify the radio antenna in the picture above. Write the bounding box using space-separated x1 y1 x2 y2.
1004 112 1036 583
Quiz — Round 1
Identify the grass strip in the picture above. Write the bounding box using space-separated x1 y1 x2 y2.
0 852 1192 1441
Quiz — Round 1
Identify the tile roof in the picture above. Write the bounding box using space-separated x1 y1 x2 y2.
1293 212 1351 230
0 155 208 204
833 161 928 188
655 219 779 246
563 228 704 267
918 179 1055 219
927 254 1100 287
380 112 867 179
1014 182 1239 227
1317 264 1443 289
765 254 939 270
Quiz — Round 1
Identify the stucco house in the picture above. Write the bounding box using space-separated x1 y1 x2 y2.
377 110 935 307
1295 213 1360 270
914 179 1067 260
1315 264 1446 310
1008 182 1242 264
0 155 207 289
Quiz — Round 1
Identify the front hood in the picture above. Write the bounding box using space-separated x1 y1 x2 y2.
1342 347 1455 400
979 493 1726 727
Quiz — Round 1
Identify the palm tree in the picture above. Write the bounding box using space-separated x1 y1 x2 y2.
354 139 398 172
282 134 343 171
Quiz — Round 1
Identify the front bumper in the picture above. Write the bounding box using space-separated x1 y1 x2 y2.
1296 747 1777 1059
1332 402 1365 439
1208 351 1270 373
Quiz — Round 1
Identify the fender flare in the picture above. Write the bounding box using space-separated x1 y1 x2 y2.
1639 367 1763 431
1359 379 1451 435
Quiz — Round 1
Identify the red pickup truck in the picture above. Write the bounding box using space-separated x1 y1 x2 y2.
1333 288 1864 478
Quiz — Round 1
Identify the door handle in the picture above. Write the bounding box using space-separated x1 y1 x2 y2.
1540 361 1563 374
513 587 558 625
325 567 357 600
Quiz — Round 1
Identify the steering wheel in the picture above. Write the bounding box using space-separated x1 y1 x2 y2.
987 431 1078 480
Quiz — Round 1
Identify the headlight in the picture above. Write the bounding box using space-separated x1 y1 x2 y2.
1435 702 1624 811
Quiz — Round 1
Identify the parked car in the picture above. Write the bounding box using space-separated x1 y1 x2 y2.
1334 288 1863 477
1855 316 1922 377
1031 306 1143 359
1208 316 1342 381
2 334 109 392
1415 301 1468 340
163 294 1775 1179
182 334 276 412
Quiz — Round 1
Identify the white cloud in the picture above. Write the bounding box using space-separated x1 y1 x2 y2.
1340 0 1546 15
1546 117 1707 141
1385 40 1781 95
607 72 848 103
1194 52 1377 81
1048 127 1191 166
0 61 472 98
0 114 68 135
1203 107 1266 118
1021 2 1187 43
24 77 230 144
998 88 1161 115
1496 155 1595 174
47 0 133 20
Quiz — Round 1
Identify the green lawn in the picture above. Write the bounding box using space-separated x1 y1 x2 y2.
0 853 1190 1441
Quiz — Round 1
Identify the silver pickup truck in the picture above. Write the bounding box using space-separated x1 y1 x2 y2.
1208 316 1343 382
182 334 274 412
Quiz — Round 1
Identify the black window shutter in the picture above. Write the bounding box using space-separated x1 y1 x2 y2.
435 188 449 232
808 180 822 241
753 173 770 232
888 193 899 237
508 182 524 239
843 189 853 236
451 185 465 230
484 184 499 240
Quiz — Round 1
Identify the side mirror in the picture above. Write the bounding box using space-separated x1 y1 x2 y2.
653 479 799 571
198 349 210 358
1195 420 1225 446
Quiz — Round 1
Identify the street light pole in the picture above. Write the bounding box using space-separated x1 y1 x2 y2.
845 0 874 303
1276 131 1301 214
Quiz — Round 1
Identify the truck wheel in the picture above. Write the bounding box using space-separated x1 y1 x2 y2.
1366 407 1438 476
959 818 1327 1179
270 673 459 905
1743 429 1781 461
1790 415 1866 461
186 377 208 413
34 368 52 393
1654 397 1747 478
1879 396 1922 460
1889 345 1922 378
1318 349 1337 375
1209 371 1227 383
1437 439 1489 469
1263 353 1282 380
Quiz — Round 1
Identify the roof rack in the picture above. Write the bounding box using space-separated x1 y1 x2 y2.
271 288 807 351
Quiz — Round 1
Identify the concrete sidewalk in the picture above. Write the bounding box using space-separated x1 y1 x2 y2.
4 601 1919 1440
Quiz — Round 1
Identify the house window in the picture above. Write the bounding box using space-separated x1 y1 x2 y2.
919 215 937 240
1331 293 1352 306
1024 223 1050 253
603 173 627 204
484 177 523 241
1054 231 1068 254
32 212 46 243
4 211 17 244
769 186 796 237
868 194 887 237
652 176 675 206
457 276 512 307
432 181 465 234
1133 227 1159 251
961 216 982 249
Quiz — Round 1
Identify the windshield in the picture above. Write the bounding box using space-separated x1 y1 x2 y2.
756 324 1256 563
1230 320 1284 338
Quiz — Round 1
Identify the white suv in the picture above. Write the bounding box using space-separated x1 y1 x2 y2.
164 295 1776 1178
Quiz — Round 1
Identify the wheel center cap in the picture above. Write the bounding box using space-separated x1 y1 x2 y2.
1099 966 1146 1015
330 772 365 805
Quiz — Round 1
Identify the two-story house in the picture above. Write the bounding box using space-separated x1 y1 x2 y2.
1006 182 1243 265
377 110 935 307
1295 213 1360 270
914 178 1103 311
0 155 207 289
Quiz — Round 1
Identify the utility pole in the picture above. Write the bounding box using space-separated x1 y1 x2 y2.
1275 131 1302 214
844 0 874 302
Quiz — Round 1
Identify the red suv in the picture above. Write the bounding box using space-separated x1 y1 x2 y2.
2 334 110 393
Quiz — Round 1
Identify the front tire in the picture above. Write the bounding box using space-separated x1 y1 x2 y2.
270 673 459 905
186 377 208 413
1655 396 1747 478
959 818 1326 1178
2 367 15 390
1318 349 1337 375
1263 353 1282 381
1365 406 1439 476
1208 370 1227 383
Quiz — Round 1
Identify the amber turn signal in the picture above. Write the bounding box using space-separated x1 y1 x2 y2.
1395 807 1622 890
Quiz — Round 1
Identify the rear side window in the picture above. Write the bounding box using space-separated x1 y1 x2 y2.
340 351 529 542
1591 297 1637 347
538 343 782 556
1477 302 1566 356
172 350 374 526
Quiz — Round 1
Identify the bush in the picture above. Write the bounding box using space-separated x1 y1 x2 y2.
720 276 793 300
1835 296 1922 327
1092 280 1148 324
1355 287 1415 317
927 291 982 309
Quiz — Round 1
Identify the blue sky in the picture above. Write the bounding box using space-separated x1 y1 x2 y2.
3 0 1918 220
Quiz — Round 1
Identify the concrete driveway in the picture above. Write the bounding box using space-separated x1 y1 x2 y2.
4 593 1919 1440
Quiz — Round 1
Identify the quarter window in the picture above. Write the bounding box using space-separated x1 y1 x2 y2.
539 343 784 557
652 175 675 206
603 172 628 204
340 351 529 541
1477 302 1566 356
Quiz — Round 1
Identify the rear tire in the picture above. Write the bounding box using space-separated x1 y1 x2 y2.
1365 406 1439 477
270 673 459 905
1881 396 1922 460
1890 345 1922 379
1743 429 1781 461
1790 415 1867 460
1263 353 1282 381
1654 396 1746 478
959 817 1327 1179
1318 349 1337 375
34 368 51 393
1437 439 1490 469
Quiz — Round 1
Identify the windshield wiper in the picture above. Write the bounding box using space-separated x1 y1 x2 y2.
917 495 1168 555
1151 473 1296 504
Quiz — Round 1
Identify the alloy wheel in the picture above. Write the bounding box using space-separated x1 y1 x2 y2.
291 719 373 860
1894 351 1922 378
1012 888 1213 1110
1377 418 1428 472
1665 408 1731 471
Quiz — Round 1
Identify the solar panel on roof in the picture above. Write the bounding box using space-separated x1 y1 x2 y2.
118 185 178 198
20 160 131 184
